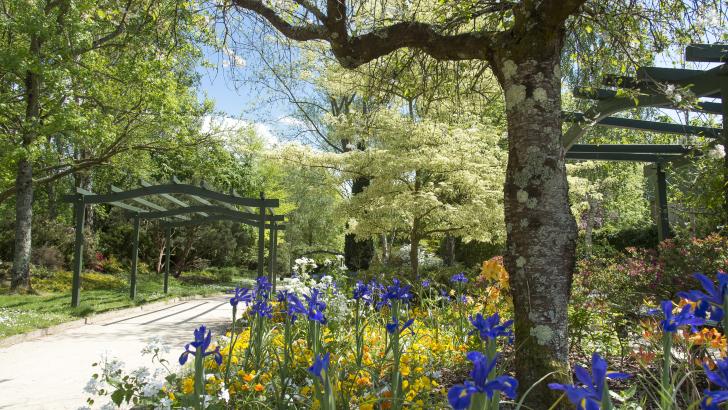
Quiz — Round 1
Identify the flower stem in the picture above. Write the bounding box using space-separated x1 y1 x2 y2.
661 332 673 410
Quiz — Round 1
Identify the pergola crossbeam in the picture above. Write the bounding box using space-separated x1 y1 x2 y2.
565 152 685 162
564 112 722 138
141 179 209 217
686 44 728 63
110 185 189 220
569 144 693 154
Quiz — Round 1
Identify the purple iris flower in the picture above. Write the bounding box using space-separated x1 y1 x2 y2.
702 357 728 410
659 300 704 333
353 281 372 304
250 299 273 318
421 279 431 288
229 287 253 307
447 352 518 410
255 276 272 299
286 293 308 322
308 352 330 381
469 312 514 343
384 279 412 302
179 325 222 366
548 352 629 410
304 288 327 324
677 272 728 322
451 272 468 284
386 318 415 335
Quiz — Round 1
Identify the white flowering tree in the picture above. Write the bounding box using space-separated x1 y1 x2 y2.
331 109 506 278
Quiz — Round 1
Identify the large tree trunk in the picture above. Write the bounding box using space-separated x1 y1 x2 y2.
380 233 390 265
495 34 577 405
11 158 34 291
344 176 374 271
11 36 41 292
409 234 420 279
443 234 456 266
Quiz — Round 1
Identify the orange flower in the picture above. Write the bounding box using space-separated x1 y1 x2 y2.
254 383 264 392
631 346 656 366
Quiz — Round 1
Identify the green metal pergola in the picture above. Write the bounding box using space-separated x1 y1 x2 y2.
62 177 285 307
562 43 726 242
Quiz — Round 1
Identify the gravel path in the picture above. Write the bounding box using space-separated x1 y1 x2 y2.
0 296 233 409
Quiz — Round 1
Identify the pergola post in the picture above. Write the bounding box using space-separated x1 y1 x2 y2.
71 196 86 307
721 73 728 223
269 221 277 292
656 163 671 242
257 192 266 278
164 226 171 294
130 213 140 299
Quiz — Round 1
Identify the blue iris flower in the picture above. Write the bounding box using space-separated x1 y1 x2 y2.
286 293 308 322
700 359 728 410
308 352 330 381
383 279 412 303
447 352 518 410
250 299 273 318
255 276 272 299
229 287 254 307
469 312 514 343
702 357 728 409
421 279 431 288
386 318 415 335
451 272 468 284
353 281 372 304
304 288 327 324
548 352 630 410
677 272 728 322
659 300 704 333
376 279 411 310
179 325 223 366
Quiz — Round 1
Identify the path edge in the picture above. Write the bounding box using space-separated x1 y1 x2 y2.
0 293 224 348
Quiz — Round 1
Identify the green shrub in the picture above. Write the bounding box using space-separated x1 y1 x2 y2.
591 225 659 252
98 256 126 275
216 267 237 282
34 270 127 293
177 270 220 285
451 239 505 269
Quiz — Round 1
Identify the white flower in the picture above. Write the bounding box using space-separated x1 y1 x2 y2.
665 84 676 95
83 377 102 394
142 379 165 397
155 397 173 410
99 402 117 410
131 366 150 381
219 387 230 402
142 337 169 355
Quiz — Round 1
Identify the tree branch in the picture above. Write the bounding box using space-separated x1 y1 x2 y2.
232 0 500 68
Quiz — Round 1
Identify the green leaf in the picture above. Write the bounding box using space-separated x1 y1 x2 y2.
110 389 125 406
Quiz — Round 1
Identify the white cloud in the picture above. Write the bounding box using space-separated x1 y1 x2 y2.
278 116 306 128
222 47 246 68
201 115 278 148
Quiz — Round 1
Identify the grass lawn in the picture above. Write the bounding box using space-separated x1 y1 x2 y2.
0 271 254 339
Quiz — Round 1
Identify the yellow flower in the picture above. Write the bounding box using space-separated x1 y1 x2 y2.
182 378 194 394
243 372 255 382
